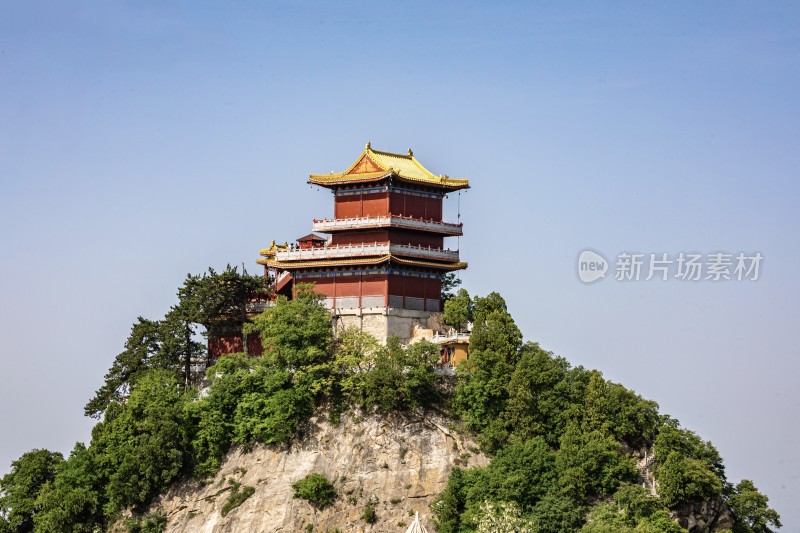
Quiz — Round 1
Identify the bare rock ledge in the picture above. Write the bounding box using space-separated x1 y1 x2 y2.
146 409 487 532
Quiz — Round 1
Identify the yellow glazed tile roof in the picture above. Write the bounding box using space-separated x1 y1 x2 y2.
257 253 467 271
309 142 469 191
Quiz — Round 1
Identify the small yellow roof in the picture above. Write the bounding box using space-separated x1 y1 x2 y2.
309 142 469 191
259 240 290 258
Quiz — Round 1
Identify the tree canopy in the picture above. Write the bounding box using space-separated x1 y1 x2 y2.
3 278 781 533
85 265 267 418
0 449 63 533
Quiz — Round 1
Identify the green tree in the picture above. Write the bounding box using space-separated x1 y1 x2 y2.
580 485 686 532
291 473 337 509
479 437 558 510
160 305 206 389
441 272 462 301
0 449 63 533
503 344 589 447
163 265 267 389
403 339 442 409
363 337 407 413
581 371 660 449
84 318 170 418
475 501 536 533
431 467 484 533
244 284 332 369
327 328 380 408
232 376 313 446
86 266 268 417
187 354 315 476
84 313 203 419
654 423 725 480
453 293 523 450
555 422 638 501
177 265 270 381
361 337 441 414
653 423 725 507
90 369 190 515
530 493 586 533
657 452 723 507
728 479 781 533
185 353 253 478
33 443 103 533
443 288 473 332
580 502 636 533
177 265 270 332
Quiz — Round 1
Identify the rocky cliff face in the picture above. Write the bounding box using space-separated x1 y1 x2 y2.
147 410 487 532
670 497 734 533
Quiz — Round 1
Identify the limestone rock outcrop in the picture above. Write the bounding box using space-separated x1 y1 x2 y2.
670 497 734 533
150 410 487 532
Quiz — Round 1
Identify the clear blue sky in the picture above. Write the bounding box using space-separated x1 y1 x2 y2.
1 1 798 527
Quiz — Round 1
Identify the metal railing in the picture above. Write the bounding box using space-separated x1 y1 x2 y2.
244 301 271 313
275 242 459 262
312 215 463 235
430 331 471 344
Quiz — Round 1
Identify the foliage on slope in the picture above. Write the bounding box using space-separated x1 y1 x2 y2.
0 277 781 533
435 290 781 533
0 278 443 532
84 265 270 419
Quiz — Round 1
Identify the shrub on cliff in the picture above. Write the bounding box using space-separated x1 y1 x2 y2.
292 473 337 509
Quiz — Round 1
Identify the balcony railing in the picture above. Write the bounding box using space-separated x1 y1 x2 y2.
275 242 459 262
312 215 463 236
244 301 272 313
430 331 471 344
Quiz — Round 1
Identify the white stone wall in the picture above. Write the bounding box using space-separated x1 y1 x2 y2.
331 307 442 344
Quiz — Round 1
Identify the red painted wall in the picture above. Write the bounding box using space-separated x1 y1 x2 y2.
389 192 442 220
209 333 243 357
331 230 389 246
246 332 263 356
330 229 442 248
387 229 443 248
209 331 264 360
334 192 389 218
302 277 336 298
334 276 359 298
293 273 441 308
387 275 442 301
296 274 389 299
335 195 361 218
363 192 389 216
361 276 385 295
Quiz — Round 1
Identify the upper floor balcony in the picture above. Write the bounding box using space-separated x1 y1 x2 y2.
312 215 463 236
275 242 460 262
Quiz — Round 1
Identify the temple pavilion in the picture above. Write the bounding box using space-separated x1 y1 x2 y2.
257 142 469 343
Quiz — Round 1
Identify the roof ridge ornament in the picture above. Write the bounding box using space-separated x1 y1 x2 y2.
408 148 413 156
365 141 371 150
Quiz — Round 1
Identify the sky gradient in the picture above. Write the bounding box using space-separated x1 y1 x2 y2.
1 1 798 528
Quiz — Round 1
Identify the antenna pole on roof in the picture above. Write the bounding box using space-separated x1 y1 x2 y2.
457 191 462 254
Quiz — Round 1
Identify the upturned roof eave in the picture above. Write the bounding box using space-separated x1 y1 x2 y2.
256 254 468 271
